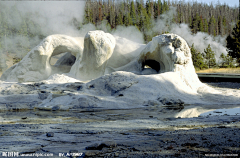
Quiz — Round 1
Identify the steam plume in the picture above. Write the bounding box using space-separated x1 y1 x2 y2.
0 1 85 70
153 6 228 61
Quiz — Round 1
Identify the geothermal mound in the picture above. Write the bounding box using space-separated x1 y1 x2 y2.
1 31 239 112
1 31 200 88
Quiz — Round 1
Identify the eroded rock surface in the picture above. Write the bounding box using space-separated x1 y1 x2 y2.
1 35 83 82
70 30 116 81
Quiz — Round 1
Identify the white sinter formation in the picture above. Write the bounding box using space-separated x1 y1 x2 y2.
0 35 83 82
108 34 203 91
70 30 116 81
1 31 240 114
1 31 202 91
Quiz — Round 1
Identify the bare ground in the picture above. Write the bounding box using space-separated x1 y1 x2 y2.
196 68 240 74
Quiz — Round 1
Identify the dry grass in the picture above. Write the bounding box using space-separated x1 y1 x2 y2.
196 68 240 74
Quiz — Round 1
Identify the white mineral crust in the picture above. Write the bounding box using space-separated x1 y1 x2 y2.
1 31 239 115
0 35 83 82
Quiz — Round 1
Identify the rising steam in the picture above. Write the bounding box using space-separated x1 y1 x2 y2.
152 6 228 60
0 1 85 69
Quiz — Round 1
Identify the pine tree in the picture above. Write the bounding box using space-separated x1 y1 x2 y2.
141 7 152 42
192 13 200 33
209 16 217 36
158 0 162 15
220 53 227 67
153 1 158 19
220 53 234 68
204 44 216 68
161 0 168 14
218 16 223 36
115 12 123 26
190 44 207 70
188 16 192 29
130 1 137 25
222 16 227 35
198 17 204 32
204 19 208 33
227 20 240 63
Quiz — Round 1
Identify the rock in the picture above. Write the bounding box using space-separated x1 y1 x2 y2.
84 150 100 157
46 132 54 137
85 143 100 150
158 98 184 106
84 71 138 96
54 52 76 67
1 35 83 82
114 152 120 157
52 105 60 111
86 141 117 150
70 30 116 81
112 34 203 91
38 91 50 100
100 141 117 148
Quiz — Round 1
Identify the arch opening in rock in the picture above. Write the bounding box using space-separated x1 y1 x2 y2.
50 52 67 66
50 52 76 66
50 52 77 74
142 59 160 72
141 59 164 75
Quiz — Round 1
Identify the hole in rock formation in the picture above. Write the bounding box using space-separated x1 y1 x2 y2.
142 59 161 73
50 52 76 74
50 52 68 65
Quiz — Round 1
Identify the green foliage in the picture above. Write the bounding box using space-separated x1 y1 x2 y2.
220 53 234 68
204 19 208 33
146 0 152 18
209 16 217 36
192 13 200 33
190 44 207 70
130 1 137 25
227 20 240 63
203 44 217 68
162 0 169 14
115 13 123 26
123 12 133 26
140 6 153 42
198 17 204 32
13 57 22 65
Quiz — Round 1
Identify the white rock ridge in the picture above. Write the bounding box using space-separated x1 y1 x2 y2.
1 32 201 92
70 30 116 81
1 35 83 82
1 32 240 112
110 34 203 91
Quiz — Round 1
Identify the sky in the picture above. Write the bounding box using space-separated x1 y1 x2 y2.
185 0 239 7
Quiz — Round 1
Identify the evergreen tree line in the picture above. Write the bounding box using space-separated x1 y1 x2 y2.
191 20 240 70
84 0 239 39
190 43 235 70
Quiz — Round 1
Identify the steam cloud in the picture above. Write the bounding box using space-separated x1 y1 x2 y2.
0 1 85 68
153 6 228 61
